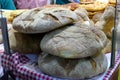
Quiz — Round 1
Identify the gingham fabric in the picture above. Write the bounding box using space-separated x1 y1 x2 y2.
102 51 120 80
0 46 120 80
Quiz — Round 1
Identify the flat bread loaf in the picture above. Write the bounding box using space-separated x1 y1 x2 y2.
40 22 107 58
78 1 108 11
109 0 116 4
38 52 108 79
12 7 79 34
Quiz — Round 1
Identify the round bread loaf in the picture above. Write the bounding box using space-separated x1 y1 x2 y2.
12 7 79 34
8 28 44 54
40 22 107 58
38 52 108 79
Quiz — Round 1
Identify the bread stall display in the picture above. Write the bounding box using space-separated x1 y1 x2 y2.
1 0 118 79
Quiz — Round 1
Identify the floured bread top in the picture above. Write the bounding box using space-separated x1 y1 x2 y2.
12 7 79 34
40 22 107 58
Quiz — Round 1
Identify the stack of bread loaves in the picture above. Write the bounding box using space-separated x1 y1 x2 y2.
11 6 108 79
38 20 108 79
9 7 79 54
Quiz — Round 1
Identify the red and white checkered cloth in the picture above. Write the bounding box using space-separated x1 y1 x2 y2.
102 52 120 80
0 44 120 80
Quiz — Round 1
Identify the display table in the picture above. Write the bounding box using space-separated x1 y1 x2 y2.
0 44 120 80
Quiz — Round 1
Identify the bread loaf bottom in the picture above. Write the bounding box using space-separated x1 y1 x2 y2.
38 52 108 79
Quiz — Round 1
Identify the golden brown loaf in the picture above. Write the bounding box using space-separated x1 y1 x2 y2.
78 1 108 11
